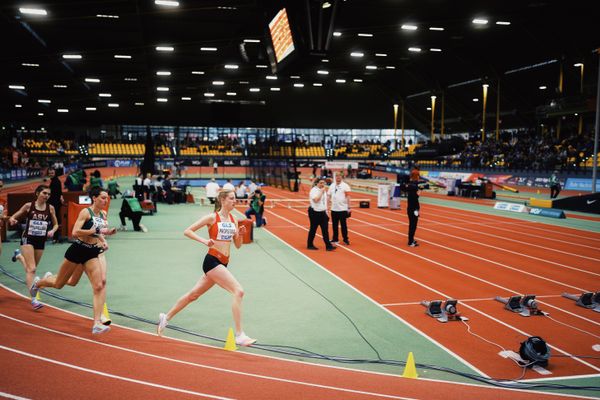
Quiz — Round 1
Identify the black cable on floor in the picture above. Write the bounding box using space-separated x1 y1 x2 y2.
1 264 598 393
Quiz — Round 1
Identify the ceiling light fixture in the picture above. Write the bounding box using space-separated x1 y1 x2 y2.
53 84 67 88
19 7 47 15
317 70 329 75
539 85 547 90
38 99 51 103
243 39 260 43
353 79 363 82
181 97 191 100
15 104 22 108
224 64 239 69
22 63 39 67
157 98 168 102
408 47 422 52
472 98 479 102
249 88 260 92
155 46 174 52
375 53 387 57
96 14 119 18
204 93 215 97
200 47 218 51
212 81 225 86
357 33 373 37
350 52 364 57
124 77 137 81
266 75 278 80
134 102 144 106
333 32 342 37
9 85 25 90
156 71 171 76
270 87 280 91
155 0 179 6
99 93 111 97
86 107 96 111
293 83 304 87
227 92 237 96
85 78 100 83
335 79 346 83
429 27 444 31
62 54 82 59
256 65 268 68
313 83 323 87
401 24 418 31
472 18 489 25
114 55 132 59
108 103 119 107
191 71 204 75
365 65 377 70
496 21 511 25
156 87 169 91
430 48 442 52
57 109 69 113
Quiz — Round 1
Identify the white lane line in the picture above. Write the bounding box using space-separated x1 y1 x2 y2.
382 295 564 307
270 208 600 373
0 344 232 400
0 314 418 400
355 207 600 277
351 212 592 293
0 391 32 400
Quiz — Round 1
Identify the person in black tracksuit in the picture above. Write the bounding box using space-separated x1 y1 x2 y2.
405 179 420 247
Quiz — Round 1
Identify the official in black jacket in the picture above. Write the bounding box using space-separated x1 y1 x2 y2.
405 170 420 247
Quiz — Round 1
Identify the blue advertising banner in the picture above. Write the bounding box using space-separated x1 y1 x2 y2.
564 178 600 192
529 207 566 219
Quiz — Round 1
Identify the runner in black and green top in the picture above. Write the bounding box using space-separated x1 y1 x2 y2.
29 187 117 335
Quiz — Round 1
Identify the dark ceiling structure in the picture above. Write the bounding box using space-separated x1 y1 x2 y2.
1 0 598 131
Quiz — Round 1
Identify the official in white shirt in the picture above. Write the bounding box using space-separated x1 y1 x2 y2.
205 178 220 204
328 172 351 245
307 179 336 251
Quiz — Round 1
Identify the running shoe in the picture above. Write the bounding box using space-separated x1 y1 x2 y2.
101 313 112 326
92 324 111 335
29 276 40 297
139 224 148 233
118 224 127 231
157 312 168 336
235 332 257 346
31 298 44 310
12 249 21 262
43 271 53 280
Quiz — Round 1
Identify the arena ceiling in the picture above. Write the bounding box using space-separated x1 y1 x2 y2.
1 0 598 131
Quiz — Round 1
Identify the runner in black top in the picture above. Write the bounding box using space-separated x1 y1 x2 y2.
30 187 116 334
405 169 421 247
8 185 58 309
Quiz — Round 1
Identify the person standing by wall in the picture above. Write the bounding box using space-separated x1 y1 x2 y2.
328 172 351 245
549 170 561 199
205 178 220 204
307 179 336 251
405 169 421 247
47 168 64 243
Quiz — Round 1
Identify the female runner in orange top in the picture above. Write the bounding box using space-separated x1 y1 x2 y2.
157 189 256 346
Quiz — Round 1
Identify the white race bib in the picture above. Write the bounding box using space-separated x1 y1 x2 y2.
27 220 48 236
216 221 236 241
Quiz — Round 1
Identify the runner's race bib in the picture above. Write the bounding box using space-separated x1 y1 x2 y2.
216 221 236 241
27 220 48 236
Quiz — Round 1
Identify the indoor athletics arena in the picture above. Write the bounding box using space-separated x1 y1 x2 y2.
1 0 600 399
